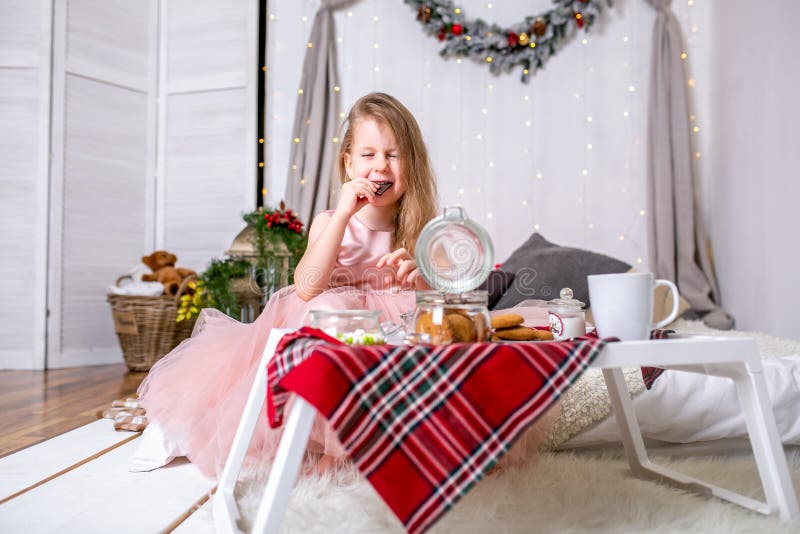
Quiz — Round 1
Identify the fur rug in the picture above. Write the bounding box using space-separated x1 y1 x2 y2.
236 448 800 533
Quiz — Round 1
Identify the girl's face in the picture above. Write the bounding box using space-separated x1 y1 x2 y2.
344 118 406 206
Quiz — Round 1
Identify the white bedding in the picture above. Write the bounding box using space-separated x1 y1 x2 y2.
565 320 800 448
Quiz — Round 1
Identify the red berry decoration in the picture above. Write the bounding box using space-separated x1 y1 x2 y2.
451 23 463 36
575 12 584 28
507 32 519 47
437 28 446 41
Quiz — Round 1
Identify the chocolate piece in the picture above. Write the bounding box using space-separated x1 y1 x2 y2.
375 181 393 196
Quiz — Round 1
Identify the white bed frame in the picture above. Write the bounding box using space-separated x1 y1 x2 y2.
213 330 800 533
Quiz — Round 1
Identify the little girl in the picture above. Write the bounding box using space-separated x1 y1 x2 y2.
133 93 440 477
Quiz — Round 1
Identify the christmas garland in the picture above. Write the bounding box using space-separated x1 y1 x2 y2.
406 0 613 82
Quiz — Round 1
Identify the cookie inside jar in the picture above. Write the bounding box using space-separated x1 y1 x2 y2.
412 291 491 344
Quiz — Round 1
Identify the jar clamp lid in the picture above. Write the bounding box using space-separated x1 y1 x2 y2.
414 206 494 294
547 288 585 312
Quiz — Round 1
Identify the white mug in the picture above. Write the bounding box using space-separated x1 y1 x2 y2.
587 272 680 340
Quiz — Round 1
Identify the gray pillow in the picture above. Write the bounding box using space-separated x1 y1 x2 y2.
494 233 631 310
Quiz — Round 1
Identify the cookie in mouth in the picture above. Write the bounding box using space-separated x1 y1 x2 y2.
374 181 393 196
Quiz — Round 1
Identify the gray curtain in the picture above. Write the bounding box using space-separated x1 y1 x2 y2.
646 0 732 329
283 0 351 226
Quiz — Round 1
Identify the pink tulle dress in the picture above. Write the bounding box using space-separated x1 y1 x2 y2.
137 213 558 478
137 214 416 477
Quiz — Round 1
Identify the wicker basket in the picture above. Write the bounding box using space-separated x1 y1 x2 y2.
107 275 197 372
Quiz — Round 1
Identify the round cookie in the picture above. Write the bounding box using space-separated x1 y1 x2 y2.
415 310 454 345
446 312 476 342
494 326 553 341
491 313 525 330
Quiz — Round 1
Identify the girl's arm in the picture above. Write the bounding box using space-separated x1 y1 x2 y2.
294 178 378 301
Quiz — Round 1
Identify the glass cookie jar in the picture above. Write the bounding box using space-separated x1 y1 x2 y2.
411 291 491 344
410 206 494 345
309 309 386 345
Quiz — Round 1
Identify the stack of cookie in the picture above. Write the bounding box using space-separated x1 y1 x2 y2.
490 313 554 342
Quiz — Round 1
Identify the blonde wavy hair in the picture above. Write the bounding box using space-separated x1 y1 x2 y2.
337 92 439 255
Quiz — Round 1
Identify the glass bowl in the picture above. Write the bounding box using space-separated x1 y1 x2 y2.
309 309 386 345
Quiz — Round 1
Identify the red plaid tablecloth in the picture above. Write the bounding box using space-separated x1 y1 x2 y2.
267 327 608 533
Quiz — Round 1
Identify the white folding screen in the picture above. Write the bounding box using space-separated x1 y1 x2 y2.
158 0 258 271
0 0 52 369
47 0 158 367
0 0 258 369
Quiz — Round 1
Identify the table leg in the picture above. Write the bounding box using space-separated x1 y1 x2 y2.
734 366 800 520
251 397 316 534
213 329 291 534
603 365 795 517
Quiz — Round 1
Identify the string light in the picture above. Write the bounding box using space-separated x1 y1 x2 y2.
258 138 264 144
628 85 636 92
297 89 303 95
586 115 593 122
639 209 646 216
301 15 307 22
586 143 592 150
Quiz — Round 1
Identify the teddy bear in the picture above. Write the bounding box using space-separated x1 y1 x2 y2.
141 250 197 295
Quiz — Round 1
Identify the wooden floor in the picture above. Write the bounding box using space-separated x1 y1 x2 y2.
0 364 147 458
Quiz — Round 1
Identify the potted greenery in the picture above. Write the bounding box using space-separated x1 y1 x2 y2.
177 202 307 322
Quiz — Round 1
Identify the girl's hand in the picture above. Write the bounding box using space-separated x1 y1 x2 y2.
377 248 429 289
335 177 379 218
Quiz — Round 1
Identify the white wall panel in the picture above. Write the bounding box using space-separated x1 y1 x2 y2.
0 71 40 366
163 89 251 270
66 0 153 92
48 0 156 368
0 0 51 369
58 75 149 364
159 0 257 272
166 0 249 93
710 0 800 339
0 1 41 67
